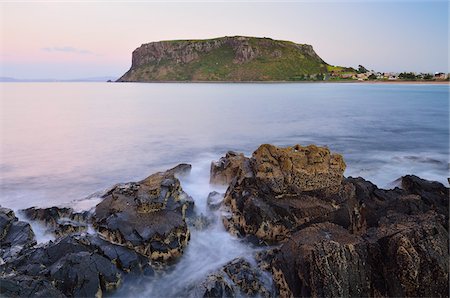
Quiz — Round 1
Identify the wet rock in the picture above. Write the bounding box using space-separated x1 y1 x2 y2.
0 275 65 297
1 233 153 297
186 213 214 230
267 209 448 297
210 151 252 185
364 211 449 297
346 176 448 230
49 251 121 297
0 207 36 262
21 206 89 227
53 221 88 238
193 258 275 298
93 164 192 262
271 223 370 298
218 144 347 243
20 206 90 238
252 144 346 197
206 191 224 211
222 258 274 297
192 272 234 298
401 174 449 218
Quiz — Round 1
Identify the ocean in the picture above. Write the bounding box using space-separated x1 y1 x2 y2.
0 82 448 295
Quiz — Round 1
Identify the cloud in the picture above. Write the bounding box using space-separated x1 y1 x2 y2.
41 46 94 55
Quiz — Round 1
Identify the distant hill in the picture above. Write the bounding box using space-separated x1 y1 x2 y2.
118 36 343 82
0 76 117 82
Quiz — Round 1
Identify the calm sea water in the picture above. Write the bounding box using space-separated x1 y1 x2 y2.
0 83 448 210
0 82 448 296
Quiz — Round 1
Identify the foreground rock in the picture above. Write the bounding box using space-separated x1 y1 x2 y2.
0 207 36 262
93 164 193 262
0 234 154 297
20 206 90 238
212 144 449 297
216 144 347 243
192 258 276 297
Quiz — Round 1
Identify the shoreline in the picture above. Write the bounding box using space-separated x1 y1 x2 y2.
114 80 449 85
2 80 448 85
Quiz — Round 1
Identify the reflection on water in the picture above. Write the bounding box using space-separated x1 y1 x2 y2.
0 82 448 211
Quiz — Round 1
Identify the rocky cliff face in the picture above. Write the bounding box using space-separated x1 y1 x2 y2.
118 36 328 81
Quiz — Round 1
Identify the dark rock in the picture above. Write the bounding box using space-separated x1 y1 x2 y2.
251 144 346 197
222 258 273 297
271 223 370 297
210 151 251 185
215 144 449 297
364 211 449 297
1 233 153 297
192 272 234 298
93 164 192 262
20 206 90 238
0 207 36 262
206 191 224 211
21 206 90 227
401 174 449 218
54 221 88 238
0 275 65 297
218 144 347 243
186 213 214 230
193 257 276 298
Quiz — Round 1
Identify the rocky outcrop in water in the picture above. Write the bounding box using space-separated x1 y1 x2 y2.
192 258 276 298
0 207 36 262
215 144 347 243
0 164 195 297
0 144 448 298
93 164 193 262
212 144 449 297
0 234 154 297
21 206 90 238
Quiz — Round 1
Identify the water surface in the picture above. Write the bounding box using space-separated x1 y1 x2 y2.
1 82 447 210
1 82 448 296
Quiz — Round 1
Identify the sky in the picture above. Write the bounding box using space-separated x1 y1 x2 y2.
0 0 448 79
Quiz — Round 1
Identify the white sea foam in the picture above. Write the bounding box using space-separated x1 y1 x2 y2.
113 155 257 297
15 211 55 244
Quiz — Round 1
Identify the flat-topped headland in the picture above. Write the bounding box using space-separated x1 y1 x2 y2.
116 36 449 83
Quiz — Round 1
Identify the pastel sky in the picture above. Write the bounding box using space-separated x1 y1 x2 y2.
0 0 448 79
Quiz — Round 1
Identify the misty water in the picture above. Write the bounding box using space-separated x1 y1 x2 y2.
0 82 448 295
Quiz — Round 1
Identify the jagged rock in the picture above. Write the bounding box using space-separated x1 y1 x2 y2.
210 151 251 185
21 206 89 227
252 144 346 197
401 174 449 218
206 191 224 211
364 211 449 297
186 213 214 230
93 164 192 262
53 221 88 238
0 234 154 297
222 258 274 297
346 176 449 231
271 223 370 298
20 206 90 238
0 207 36 262
256 180 449 297
193 258 275 298
214 144 449 297
218 144 347 243
191 272 234 298
0 275 65 297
